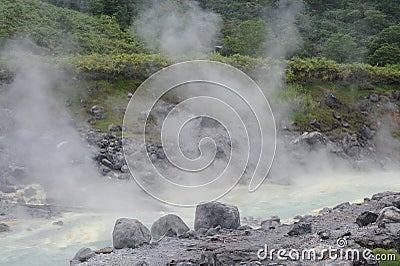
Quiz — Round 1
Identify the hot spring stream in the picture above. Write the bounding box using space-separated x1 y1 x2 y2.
0 171 399 265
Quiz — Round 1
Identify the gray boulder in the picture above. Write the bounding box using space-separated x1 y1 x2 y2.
342 133 360 157
151 214 190 241
377 206 400 224
112 218 151 249
194 202 240 230
393 90 400 101
73 247 95 262
369 93 379 102
260 216 281 230
90 105 105 119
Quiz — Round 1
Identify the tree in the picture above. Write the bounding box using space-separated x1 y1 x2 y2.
322 33 358 63
87 0 135 28
221 19 271 57
367 25 400 66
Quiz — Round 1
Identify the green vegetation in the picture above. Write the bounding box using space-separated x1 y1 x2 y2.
0 0 399 137
373 248 400 266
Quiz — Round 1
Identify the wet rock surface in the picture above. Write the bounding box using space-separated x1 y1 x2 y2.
73 192 400 266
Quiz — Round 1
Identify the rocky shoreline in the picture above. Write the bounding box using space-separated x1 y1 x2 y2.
71 191 400 266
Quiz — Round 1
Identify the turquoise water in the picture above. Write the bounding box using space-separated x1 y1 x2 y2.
0 171 398 266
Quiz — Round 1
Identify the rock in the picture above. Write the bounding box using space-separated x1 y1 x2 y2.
237 225 253 230
90 105 105 119
260 216 281 230
317 230 330 240
205 227 219 236
332 111 341 120
360 125 375 140
180 230 196 238
121 165 129 173
101 158 114 169
342 134 360 157
356 211 378 227
291 132 328 147
0 223 10 232
288 222 312 236
194 202 240 230
108 124 122 132
151 214 190 241
310 118 321 129
127 92 133 98
359 102 370 112
52 220 64 226
333 202 351 210
393 90 400 101
369 93 379 102
95 247 113 254
376 206 400 224
73 247 95 262
112 218 151 249
325 92 342 109
342 122 349 128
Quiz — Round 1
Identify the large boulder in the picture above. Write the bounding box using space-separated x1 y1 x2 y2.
360 125 375 140
194 202 240 230
376 206 400 224
342 133 361 157
151 214 190 241
288 222 312 236
73 247 95 262
112 218 151 249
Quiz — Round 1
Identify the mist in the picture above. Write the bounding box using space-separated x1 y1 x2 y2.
0 40 158 213
133 0 222 58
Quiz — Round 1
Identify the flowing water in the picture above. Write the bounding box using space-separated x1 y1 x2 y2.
0 171 399 266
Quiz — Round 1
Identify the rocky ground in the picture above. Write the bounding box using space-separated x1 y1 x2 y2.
70 191 400 266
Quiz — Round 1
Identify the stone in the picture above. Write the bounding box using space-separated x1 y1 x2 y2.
359 102 370 111
356 211 378 227
360 125 375 140
310 118 321 129
151 214 190 241
376 206 400 224
333 202 351 210
194 202 240 230
288 222 312 236
73 247 95 262
52 220 64 226
325 92 342 109
317 230 331 240
342 134 360 157
121 165 129 173
205 227 219 236
101 158 114 169
0 223 10 232
369 93 379 102
108 124 122 132
260 216 281 230
332 111 341 120
95 247 113 254
90 105 105 119
393 90 400 101
112 218 151 249
127 92 133 98
290 132 328 147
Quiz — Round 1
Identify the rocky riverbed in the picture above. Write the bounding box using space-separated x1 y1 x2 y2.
70 191 400 266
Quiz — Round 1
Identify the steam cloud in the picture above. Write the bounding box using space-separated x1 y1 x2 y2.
133 0 222 58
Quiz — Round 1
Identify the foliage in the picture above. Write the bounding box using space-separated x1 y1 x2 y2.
367 25 400 66
66 53 171 80
322 33 359 63
221 19 271 57
0 0 145 55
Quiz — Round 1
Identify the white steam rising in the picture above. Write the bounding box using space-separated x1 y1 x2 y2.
133 0 222 58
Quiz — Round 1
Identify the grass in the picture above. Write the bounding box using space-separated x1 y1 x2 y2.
373 248 400 266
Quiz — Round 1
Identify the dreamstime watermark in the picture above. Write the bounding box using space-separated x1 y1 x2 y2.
257 238 396 263
122 60 276 206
